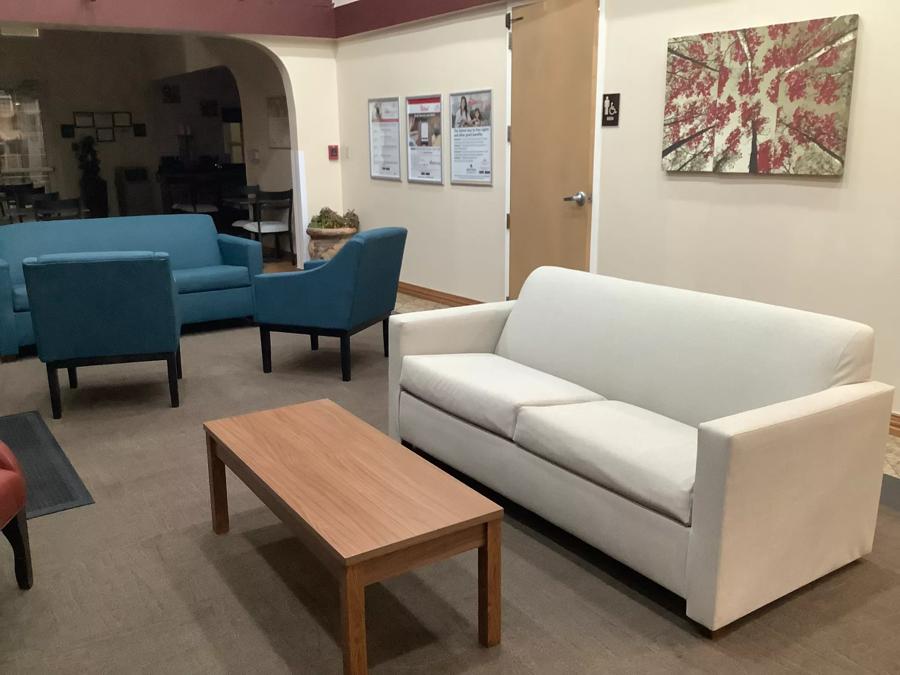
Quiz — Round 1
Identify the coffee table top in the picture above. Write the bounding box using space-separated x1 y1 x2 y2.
204 399 502 565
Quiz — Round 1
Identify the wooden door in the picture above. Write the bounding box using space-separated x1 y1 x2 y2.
508 0 599 297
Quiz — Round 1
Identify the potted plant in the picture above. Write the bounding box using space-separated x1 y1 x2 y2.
74 135 108 218
306 207 360 260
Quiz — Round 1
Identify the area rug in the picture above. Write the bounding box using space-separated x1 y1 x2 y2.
0 411 93 518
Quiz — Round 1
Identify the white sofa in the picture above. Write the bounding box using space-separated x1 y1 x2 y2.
388 267 893 631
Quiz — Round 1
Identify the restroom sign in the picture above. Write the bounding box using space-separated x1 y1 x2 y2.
602 93 620 127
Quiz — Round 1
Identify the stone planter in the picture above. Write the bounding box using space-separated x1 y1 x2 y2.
306 226 358 260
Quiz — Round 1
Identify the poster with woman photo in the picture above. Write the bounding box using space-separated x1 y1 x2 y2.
450 90 492 185
406 95 442 184
368 97 401 180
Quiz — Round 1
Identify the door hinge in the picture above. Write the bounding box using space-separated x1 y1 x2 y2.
506 213 510 230
508 32 512 51
505 12 511 29
507 125 511 143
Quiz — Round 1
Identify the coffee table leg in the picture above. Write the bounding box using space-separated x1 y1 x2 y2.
341 566 368 674
207 435 229 534
478 519 501 647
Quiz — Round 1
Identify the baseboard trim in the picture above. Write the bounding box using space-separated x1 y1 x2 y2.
398 282 481 308
891 413 900 438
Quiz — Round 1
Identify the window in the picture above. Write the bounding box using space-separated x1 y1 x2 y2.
0 82 50 187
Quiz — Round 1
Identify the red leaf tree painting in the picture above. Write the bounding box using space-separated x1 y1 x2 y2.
662 15 858 175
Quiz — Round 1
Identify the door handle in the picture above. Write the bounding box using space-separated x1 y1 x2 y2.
562 191 590 207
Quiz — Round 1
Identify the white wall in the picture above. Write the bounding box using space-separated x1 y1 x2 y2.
147 35 293 191
596 0 900 400
0 31 292 214
0 31 160 214
335 7 509 301
250 36 344 258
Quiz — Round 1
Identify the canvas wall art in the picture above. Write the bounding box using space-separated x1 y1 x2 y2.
662 15 858 176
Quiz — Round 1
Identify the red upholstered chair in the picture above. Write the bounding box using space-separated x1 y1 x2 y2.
0 441 32 589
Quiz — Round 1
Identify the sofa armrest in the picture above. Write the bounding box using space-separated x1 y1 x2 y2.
387 301 516 438
218 234 263 278
687 381 894 630
253 267 354 329
304 259 328 271
0 259 16 357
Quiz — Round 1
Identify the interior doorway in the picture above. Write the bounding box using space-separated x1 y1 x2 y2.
507 0 600 298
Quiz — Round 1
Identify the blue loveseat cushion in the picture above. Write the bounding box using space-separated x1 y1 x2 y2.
173 265 250 294
12 285 28 312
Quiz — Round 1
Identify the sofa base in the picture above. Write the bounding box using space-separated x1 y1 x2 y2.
397 391 690 596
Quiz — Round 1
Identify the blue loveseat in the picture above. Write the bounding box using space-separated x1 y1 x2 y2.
0 214 262 357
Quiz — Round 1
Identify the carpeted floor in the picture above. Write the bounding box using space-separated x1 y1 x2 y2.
1 321 900 673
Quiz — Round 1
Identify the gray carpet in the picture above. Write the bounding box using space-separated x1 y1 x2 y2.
0 411 93 518
1 323 899 673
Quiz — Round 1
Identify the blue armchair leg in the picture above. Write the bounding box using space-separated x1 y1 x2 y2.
176 348 183 379
67 368 78 389
310 334 319 351
382 319 389 358
166 353 180 408
340 334 351 382
260 327 272 373
47 366 62 420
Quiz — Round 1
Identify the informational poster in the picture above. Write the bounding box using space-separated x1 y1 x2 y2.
406 95 443 184
450 90 492 186
267 96 291 149
368 97 401 181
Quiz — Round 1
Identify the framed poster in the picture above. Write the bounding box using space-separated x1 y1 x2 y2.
95 127 115 143
406 95 442 184
113 111 132 127
94 112 114 128
450 90 492 186
368 97 401 181
267 96 291 149
73 111 94 128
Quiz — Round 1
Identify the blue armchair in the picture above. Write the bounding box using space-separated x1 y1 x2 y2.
253 227 407 381
23 251 182 419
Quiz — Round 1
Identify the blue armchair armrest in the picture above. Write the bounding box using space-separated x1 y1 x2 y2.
218 234 263 277
253 264 355 330
303 259 328 271
0 258 16 357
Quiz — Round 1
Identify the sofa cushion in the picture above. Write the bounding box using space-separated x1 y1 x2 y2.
513 401 697 524
173 265 250 294
400 353 603 438
11 284 28 312
496 267 874 426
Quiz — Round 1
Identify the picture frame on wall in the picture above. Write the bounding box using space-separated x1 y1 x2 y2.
95 127 115 143
449 89 493 186
113 111 132 127
406 94 443 184
73 112 94 128
94 112 113 128
368 97 402 181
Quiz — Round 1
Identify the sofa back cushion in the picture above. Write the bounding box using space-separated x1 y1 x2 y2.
495 267 874 426
0 214 221 284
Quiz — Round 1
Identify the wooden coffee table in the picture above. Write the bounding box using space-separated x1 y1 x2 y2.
203 399 503 674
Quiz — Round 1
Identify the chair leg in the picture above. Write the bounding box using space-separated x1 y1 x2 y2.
176 348 183 379
310 334 319 351
382 318 389 358
47 365 62 419
260 327 272 373
340 334 351 382
2 509 33 590
67 367 78 389
166 353 180 408
275 233 282 260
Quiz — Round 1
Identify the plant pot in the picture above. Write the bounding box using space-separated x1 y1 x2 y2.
80 176 108 219
306 226 358 260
